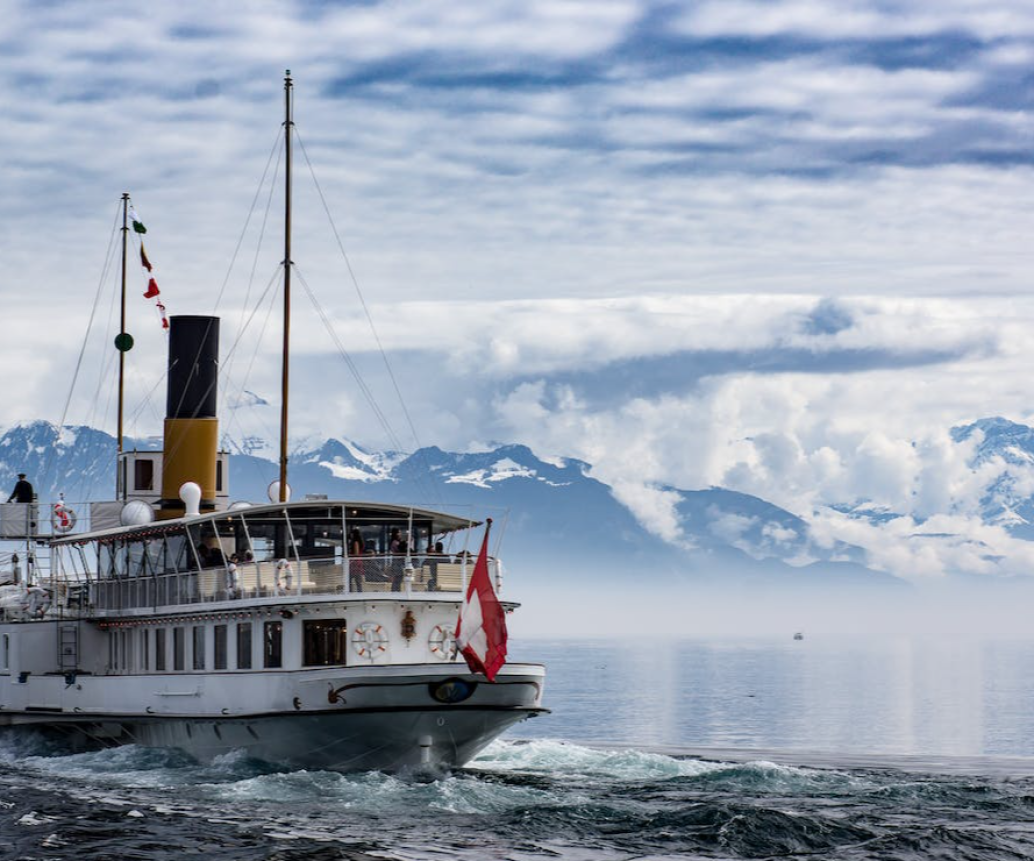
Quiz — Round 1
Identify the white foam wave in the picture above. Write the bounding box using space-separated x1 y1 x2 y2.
2 730 855 822
204 765 553 815
470 738 727 781
17 811 58 825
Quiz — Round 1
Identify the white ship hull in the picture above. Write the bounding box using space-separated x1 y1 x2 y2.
93 706 534 771
1 651 545 770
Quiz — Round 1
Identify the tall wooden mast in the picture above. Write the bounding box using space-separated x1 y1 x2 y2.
278 71 293 503
116 191 129 498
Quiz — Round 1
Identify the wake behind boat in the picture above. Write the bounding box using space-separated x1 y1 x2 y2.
0 74 546 771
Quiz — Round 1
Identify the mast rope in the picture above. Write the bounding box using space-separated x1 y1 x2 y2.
295 130 445 507
39 198 123 501
293 268 444 507
70 213 127 503
219 273 287 488
143 129 282 496
213 129 283 314
160 263 283 488
220 132 283 425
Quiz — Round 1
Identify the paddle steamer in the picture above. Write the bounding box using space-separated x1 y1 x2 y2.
0 74 546 770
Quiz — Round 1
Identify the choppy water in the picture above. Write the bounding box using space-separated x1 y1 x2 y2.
3 636 1034 860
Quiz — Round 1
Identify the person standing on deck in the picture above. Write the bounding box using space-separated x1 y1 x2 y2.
7 473 33 503
348 528 365 592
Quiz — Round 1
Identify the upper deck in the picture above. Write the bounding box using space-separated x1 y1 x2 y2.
12 500 501 617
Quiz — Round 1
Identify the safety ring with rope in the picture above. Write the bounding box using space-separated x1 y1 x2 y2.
51 502 77 534
352 621 388 660
428 624 458 660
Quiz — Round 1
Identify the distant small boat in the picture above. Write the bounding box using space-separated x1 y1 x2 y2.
793 632 804 641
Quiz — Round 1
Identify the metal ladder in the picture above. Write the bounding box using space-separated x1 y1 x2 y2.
58 623 79 671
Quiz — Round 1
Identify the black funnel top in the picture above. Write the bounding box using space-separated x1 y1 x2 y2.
166 316 220 419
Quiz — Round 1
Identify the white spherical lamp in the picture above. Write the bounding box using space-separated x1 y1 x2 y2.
120 500 156 527
180 482 203 517
266 481 292 503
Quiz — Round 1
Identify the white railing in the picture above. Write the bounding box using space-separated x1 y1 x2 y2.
0 500 109 539
87 555 498 612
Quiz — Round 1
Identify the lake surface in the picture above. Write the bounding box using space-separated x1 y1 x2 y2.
511 635 1034 758
3 635 1034 860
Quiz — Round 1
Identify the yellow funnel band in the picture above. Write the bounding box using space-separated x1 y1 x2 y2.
160 417 218 517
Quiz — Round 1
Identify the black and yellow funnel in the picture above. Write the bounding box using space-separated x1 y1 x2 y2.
159 315 219 519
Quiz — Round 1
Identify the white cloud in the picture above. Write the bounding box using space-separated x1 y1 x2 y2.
4 1 1034 584
609 480 684 543
680 0 1034 39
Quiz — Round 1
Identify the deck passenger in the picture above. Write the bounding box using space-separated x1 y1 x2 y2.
348 528 364 591
275 558 293 594
7 473 33 503
227 554 239 597
391 540 410 592
425 541 446 590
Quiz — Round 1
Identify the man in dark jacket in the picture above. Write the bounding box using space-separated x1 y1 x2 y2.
7 473 33 503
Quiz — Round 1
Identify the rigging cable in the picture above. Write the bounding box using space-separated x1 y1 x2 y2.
39 199 123 501
293 267 444 507
213 129 283 314
220 132 284 425
218 271 288 484
295 130 446 506
161 263 284 488
136 130 282 492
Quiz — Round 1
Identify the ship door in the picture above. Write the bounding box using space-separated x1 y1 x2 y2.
58 624 79 670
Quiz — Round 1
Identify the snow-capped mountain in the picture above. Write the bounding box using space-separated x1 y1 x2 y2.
0 421 883 589
951 416 1034 539
12 415 1034 588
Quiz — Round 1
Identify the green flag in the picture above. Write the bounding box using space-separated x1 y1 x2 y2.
129 206 147 234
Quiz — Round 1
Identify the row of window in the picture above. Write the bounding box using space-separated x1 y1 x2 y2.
107 619 349 673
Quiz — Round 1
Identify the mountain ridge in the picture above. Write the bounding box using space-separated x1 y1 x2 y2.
7 417 1030 588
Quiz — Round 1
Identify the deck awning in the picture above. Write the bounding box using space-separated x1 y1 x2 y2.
50 499 482 547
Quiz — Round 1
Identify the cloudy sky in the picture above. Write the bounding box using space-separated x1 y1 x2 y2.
2 0 1034 581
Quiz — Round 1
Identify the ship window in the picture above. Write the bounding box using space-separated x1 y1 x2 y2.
214 625 227 670
141 629 150 671
156 629 167 671
135 458 154 492
216 459 223 492
160 534 181 575
237 623 252 669
193 626 206 670
173 627 185 671
263 621 283 669
303 620 348 667
2 634 8 670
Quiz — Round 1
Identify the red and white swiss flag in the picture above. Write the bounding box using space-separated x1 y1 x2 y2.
455 518 507 681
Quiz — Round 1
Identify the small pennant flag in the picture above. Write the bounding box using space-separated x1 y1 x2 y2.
143 278 160 299
156 300 169 330
129 207 147 234
140 243 152 272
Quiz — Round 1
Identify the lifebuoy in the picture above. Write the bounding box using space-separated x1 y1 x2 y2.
352 621 388 660
51 503 77 534
428 624 458 660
